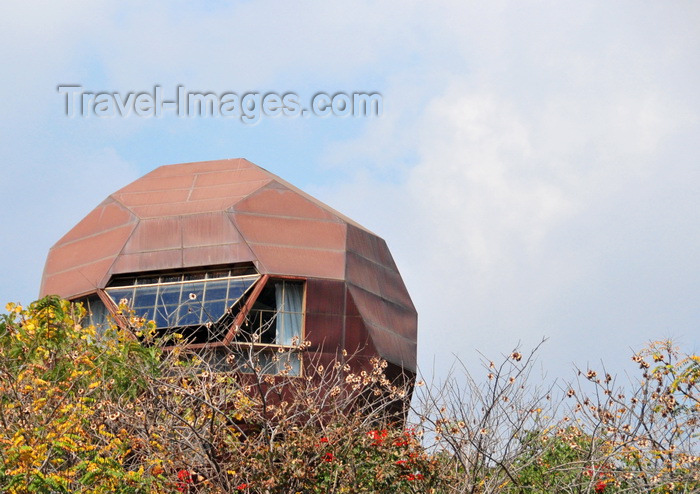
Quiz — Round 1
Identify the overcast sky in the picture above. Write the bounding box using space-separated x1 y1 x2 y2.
2 1 698 382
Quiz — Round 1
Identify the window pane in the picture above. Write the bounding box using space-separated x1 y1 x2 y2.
133 306 156 321
158 284 181 307
203 281 228 302
154 311 170 329
228 277 258 301
182 282 205 301
107 288 133 305
203 301 226 323
133 285 158 309
156 285 181 326
106 273 260 330
177 303 201 326
177 282 205 325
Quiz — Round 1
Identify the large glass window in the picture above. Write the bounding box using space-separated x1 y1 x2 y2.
76 270 305 376
105 270 260 337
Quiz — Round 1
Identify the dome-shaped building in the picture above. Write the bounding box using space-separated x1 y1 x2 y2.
40 158 416 385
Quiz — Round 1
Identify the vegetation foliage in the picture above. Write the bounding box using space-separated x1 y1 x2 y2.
0 296 697 493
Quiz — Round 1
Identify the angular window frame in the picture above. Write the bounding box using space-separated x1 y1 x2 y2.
76 269 306 376
104 270 261 342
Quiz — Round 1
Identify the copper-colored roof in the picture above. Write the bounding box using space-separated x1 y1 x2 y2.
40 158 416 369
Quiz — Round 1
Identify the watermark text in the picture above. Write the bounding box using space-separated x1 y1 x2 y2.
57 85 382 124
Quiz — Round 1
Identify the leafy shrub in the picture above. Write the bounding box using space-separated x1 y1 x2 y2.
0 297 165 492
1 297 697 493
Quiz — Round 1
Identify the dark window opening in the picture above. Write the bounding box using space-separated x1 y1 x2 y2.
235 280 304 346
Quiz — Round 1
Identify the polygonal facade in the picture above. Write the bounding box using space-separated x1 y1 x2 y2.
40 159 417 378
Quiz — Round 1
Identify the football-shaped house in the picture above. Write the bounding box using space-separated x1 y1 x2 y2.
40 159 416 384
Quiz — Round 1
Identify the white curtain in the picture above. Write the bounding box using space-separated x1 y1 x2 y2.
275 282 303 345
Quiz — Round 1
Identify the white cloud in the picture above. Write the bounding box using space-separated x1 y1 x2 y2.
315 2 700 378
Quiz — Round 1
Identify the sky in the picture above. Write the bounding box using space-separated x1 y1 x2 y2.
2 1 699 383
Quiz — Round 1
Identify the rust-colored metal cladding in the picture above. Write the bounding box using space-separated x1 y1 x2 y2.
40 158 417 377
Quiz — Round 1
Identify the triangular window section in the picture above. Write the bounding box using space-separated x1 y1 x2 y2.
105 269 260 344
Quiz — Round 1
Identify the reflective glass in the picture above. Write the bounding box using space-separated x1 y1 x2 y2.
108 288 133 305
229 279 254 300
203 301 226 322
133 285 157 308
158 284 182 308
177 303 201 326
107 273 259 329
134 306 156 321
154 311 170 328
203 281 228 302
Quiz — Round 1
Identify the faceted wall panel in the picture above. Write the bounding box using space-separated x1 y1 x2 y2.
234 184 337 221
305 279 346 315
